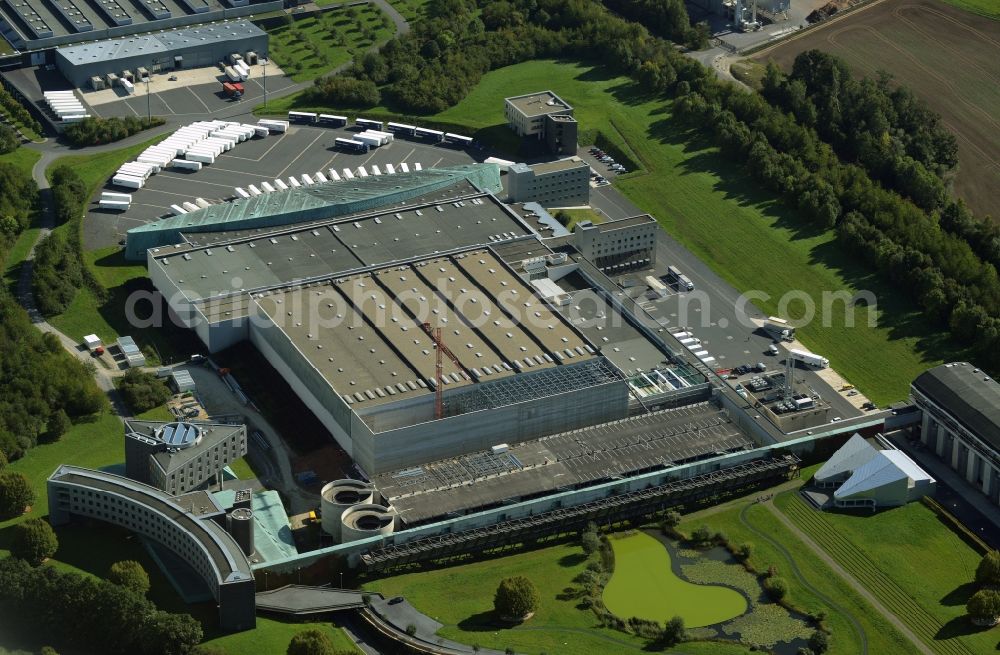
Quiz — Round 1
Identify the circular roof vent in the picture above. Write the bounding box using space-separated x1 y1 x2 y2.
155 421 203 449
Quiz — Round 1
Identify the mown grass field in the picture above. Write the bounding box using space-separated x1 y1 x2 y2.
775 492 992 655
754 0 1000 221
267 6 393 83
678 496 916 655
604 531 747 626
0 145 40 176
364 541 756 655
385 0 430 21
322 58 963 404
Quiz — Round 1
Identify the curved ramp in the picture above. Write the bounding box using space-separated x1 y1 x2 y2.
255 585 369 615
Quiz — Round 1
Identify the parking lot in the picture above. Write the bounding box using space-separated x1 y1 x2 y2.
83 123 481 250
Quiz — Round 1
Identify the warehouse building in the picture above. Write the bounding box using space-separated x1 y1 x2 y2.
48 465 256 631
54 20 268 88
507 157 590 207
504 91 578 155
912 362 1000 504
124 419 247 495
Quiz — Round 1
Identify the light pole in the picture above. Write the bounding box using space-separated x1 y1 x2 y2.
261 57 268 112
143 75 151 126
339 571 344 588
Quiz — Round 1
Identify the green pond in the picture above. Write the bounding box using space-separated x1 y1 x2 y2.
603 532 748 627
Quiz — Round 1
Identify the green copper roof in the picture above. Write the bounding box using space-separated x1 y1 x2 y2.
125 164 502 259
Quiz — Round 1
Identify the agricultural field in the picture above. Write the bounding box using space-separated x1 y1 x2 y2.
267 6 394 82
753 0 1000 221
775 492 994 655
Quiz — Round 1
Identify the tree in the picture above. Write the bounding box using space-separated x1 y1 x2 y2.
109 560 151 596
661 510 681 532
493 576 540 620
736 542 753 561
808 629 829 654
765 576 789 602
690 525 711 544
44 409 72 442
0 471 35 518
975 551 1000 587
0 124 17 154
40 647 60 655
118 369 171 414
581 530 601 556
11 518 58 565
189 647 228 655
0 448 7 471
967 589 1000 626
662 615 685 645
138 611 203 655
287 629 336 655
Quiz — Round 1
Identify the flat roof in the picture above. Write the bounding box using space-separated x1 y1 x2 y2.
251 249 595 411
126 419 245 475
56 21 264 65
505 91 573 118
593 214 657 231
530 157 587 174
375 401 752 524
153 191 529 304
913 362 1000 450
49 465 252 581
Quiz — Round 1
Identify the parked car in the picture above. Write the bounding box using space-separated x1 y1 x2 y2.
767 344 779 355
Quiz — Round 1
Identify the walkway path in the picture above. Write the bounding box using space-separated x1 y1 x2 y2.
762 495 934 655
737 501 869 655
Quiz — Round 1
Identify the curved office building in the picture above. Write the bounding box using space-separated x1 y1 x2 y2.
48 465 256 631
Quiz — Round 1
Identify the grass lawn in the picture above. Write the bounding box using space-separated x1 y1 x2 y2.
135 404 174 421
267 6 393 83
555 207 605 231
0 145 40 176
940 0 1000 19
364 541 756 655
678 498 916 655
775 492 992 655
228 457 256 480
321 58 962 405
385 0 430 21
604 531 746 626
202 617 362 654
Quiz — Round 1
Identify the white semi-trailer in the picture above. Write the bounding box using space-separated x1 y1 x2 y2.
98 200 129 211
789 349 829 369
274 179 288 190
763 316 795 342
112 174 144 189
171 159 203 171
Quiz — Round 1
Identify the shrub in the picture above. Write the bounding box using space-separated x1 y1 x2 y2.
0 123 19 154
808 629 830 653
109 560 151 596
63 116 164 147
967 589 1000 625
287 628 336 655
493 576 540 620
662 615 685 646
765 576 789 602
975 551 1000 587
11 518 59 565
308 76 380 107
0 449 7 471
690 525 711 544
118 369 171 414
0 470 35 518
405 623 417 636
736 542 753 561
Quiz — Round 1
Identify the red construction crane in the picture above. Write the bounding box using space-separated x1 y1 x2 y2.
421 322 465 420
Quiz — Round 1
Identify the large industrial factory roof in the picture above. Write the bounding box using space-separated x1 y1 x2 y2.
151 190 530 305
374 401 752 524
913 362 1000 449
128 165 503 258
252 249 596 411
55 21 265 64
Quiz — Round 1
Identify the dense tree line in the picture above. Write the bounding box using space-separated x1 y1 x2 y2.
761 52 957 212
0 291 107 459
63 116 165 147
600 0 708 49
32 232 81 316
0 88 43 137
308 76 381 107
0 124 19 154
0 557 202 655
0 162 38 238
